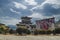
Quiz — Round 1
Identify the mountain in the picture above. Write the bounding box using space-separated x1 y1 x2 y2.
8 25 17 30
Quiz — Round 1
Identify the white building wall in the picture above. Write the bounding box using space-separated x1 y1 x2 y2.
49 23 55 30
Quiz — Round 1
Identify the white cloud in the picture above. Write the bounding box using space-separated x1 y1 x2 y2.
30 0 60 21
53 15 60 21
28 13 60 21
25 0 37 5
45 0 60 4
52 4 60 9
31 0 60 11
44 0 60 9
28 13 51 19
0 16 21 25
10 8 21 14
13 2 27 9
28 13 45 19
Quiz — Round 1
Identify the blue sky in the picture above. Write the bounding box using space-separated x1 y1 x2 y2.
0 0 60 25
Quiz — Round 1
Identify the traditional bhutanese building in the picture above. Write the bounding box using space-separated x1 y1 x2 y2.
0 23 8 30
16 16 33 31
36 17 55 31
0 23 9 34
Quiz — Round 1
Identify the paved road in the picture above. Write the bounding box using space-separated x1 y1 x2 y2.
0 35 60 40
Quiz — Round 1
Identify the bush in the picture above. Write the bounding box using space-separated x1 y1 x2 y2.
46 30 52 34
53 30 56 35
9 29 14 34
37 30 52 35
0 28 4 34
34 30 39 35
26 30 31 34
39 30 45 34
16 28 31 35
16 28 22 35
53 28 60 34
